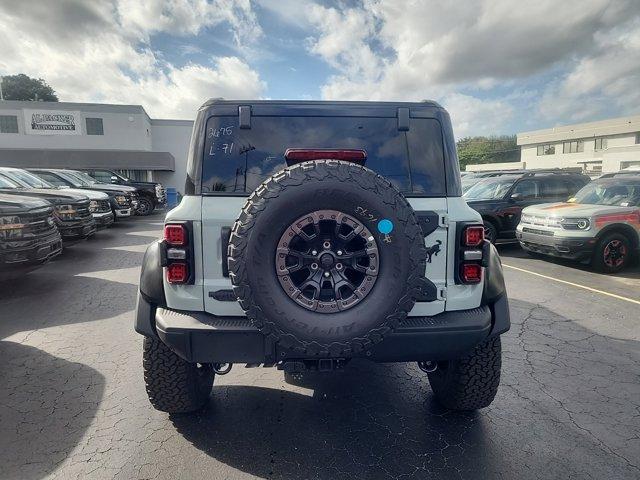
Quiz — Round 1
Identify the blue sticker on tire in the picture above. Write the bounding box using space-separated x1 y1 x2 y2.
377 219 393 234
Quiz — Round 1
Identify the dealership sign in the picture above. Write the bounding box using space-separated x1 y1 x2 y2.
23 109 82 135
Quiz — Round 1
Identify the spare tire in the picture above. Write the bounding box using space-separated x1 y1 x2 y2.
228 160 427 357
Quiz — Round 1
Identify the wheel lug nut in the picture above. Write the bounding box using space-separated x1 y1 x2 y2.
323 241 331 249
324 271 330 278
311 263 318 270
336 263 343 270
337 250 343 256
311 250 318 256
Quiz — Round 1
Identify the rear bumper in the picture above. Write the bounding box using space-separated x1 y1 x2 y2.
516 230 594 260
136 294 510 364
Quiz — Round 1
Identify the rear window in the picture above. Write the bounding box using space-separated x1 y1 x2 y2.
201 116 446 196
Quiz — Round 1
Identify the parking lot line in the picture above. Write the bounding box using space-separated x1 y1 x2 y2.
502 264 640 305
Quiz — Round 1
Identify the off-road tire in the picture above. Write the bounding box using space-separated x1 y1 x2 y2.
228 160 427 357
143 337 214 413
427 336 501 410
136 197 154 216
591 232 631 274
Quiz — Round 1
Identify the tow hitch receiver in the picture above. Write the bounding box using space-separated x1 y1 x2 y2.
278 358 348 373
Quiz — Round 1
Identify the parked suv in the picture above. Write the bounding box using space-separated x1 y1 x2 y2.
135 100 511 414
28 168 134 220
0 191 62 280
81 169 166 216
517 174 640 273
464 171 590 243
0 171 96 243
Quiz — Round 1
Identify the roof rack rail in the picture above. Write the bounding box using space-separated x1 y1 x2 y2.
599 171 640 178
522 169 580 177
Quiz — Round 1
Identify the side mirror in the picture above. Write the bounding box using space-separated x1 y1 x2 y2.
110 176 118 183
509 192 522 202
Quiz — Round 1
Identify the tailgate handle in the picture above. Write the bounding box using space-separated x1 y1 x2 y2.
221 226 232 277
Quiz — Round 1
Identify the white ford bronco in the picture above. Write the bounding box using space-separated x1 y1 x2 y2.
135 100 510 413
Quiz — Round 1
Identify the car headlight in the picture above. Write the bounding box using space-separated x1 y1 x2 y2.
115 195 127 205
0 215 25 239
55 204 78 220
561 218 591 230
89 200 99 213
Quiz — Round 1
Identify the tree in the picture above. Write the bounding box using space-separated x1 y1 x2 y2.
456 135 519 170
0 74 58 101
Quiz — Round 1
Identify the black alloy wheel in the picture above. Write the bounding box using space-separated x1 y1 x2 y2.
276 210 379 313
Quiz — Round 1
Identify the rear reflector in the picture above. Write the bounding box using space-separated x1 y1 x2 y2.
164 224 187 246
460 263 482 283
167 263 188 283
284 149 367 164
463 225 484 247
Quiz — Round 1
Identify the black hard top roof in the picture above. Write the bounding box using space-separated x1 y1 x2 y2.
200 98 443 110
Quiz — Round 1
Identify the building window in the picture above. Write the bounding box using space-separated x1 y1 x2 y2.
563 140 584 153
536 144 555 156
86 117 104 135
0 115 19 133
594 138 607 150
636 132 640 144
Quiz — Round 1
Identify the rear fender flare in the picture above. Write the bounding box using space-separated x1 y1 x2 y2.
139 240 166 306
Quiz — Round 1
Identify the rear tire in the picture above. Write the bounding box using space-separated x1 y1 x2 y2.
143 337 214 413
427 337 501 410
591 232 631 274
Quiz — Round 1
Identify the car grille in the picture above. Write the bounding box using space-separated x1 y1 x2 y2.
522 227 555 236
520 214 562 229
22 207 58 237
97 199 111 213
74 201 93 220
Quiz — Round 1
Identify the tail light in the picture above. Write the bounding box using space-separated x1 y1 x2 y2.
167 263 188 283
161 222 193 284
164 224 187 246
460 263 482 283
284 149 367 165
463 225 484 247
458 224 485 284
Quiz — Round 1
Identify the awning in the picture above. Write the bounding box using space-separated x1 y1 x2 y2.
0 148 175 171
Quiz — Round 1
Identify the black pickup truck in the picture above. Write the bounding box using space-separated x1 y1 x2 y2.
0 173 96 243
0 192 62 280
28 168 137 220
80 169 166 216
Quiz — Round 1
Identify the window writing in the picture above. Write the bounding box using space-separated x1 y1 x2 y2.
201 116 447 196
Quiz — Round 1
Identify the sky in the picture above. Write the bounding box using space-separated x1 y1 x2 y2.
1 0 639 137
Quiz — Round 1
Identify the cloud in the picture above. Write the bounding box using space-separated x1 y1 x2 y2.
538 19 640 122
304 0 640 134
0 0 266 119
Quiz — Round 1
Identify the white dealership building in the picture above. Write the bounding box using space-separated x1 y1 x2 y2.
0 100 194 192
467 114 640 175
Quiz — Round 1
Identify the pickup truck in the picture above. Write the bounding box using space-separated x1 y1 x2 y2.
0 191 62 280
80 169 166 216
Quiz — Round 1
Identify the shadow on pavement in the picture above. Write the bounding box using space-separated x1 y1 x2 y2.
171 364 493 479
170 299 640 480
0 341 105 480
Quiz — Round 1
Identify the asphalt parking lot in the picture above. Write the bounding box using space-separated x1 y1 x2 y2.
1 215 639 480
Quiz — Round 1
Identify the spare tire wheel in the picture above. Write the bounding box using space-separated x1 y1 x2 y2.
228 160 427 357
